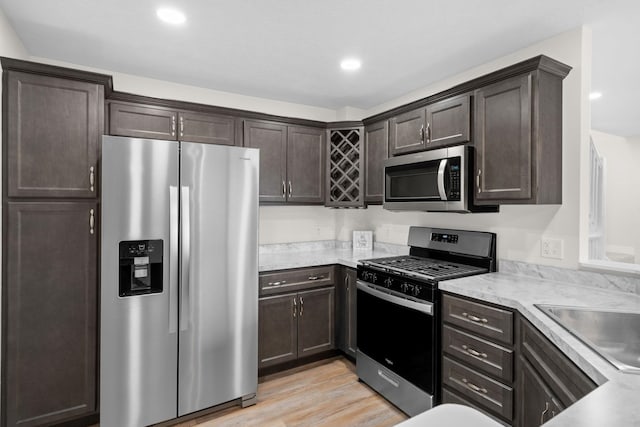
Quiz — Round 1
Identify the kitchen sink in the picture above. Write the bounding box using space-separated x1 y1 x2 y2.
536 304 640 374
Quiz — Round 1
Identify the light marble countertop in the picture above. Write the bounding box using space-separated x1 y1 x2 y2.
440 272 640 427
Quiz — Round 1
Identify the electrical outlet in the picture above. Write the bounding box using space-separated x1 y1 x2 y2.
541 238 564 259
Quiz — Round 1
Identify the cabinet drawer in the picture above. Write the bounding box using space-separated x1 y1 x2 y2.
520 317 596 407
443 294 514 345
442 356 513 421
443 325 514 382
442 387 509 426
260 266 335 296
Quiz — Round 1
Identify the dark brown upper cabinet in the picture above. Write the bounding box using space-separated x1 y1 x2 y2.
287 126 325 204
5 71 103 198
244 120 324 205
389 94 470 156
5 201 98 427
474 70 565 205
326 127 365 208
364 120 388 204
109 102 236 145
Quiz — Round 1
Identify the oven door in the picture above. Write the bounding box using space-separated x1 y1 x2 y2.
356 280 436 395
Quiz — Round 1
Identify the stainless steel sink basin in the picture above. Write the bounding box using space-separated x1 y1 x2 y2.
536 304 640 374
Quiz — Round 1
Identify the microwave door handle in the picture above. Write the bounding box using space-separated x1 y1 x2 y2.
437 159 448 200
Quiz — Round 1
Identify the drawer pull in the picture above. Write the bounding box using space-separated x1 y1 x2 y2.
299 296 304 316
462 312 488 324
266 280 287 287
462 344 488 359
462 378 487 394
378 370 400 388
308 275 324 281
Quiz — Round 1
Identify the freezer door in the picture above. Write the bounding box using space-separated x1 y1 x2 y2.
101 136 179 427
178 143 259 415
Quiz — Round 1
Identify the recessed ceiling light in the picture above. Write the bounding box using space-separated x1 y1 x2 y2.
589 92 603 100
157 7 186 25
340 58 361 71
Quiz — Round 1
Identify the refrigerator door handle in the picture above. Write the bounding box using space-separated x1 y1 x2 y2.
169 186 179 334
180 186 191 332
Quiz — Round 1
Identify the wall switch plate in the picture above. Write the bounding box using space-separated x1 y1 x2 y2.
541 238 564 259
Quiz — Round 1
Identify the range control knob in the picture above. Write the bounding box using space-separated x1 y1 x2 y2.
401 282 410 293
371 273 378 283
384 278 393 288
412 286 421 297
363 272 371 281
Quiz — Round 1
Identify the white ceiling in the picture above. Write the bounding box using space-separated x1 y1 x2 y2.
0 0 637 135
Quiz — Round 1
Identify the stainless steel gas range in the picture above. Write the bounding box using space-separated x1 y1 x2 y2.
356 226 496 416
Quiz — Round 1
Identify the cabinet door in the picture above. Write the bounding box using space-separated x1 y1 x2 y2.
4 202 98 427
425 94 470 149
518 356 563 427
345 268 358 357
297 287 335 357
287 126 325 204
389 108 426 156
243 120 287 203
178 111 236 145
109 102 178 141
6 72 103 198
364 121 388 203
258 293 298 368
474 74 532 203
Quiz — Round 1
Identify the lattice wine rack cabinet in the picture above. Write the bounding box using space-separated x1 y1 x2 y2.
326 127 365 207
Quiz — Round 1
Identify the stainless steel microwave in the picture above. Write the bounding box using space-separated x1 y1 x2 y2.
383 145 497 213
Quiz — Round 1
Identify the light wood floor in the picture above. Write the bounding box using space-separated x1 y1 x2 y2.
175 357 408 427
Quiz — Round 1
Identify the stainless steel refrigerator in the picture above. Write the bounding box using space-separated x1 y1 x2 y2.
100 135 259 427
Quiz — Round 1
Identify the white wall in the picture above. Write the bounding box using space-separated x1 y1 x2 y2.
29 57 339 123
337 27 591 268
260 206 336 244
591 130 640 262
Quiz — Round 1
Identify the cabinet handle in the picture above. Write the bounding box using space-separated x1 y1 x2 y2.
477 169 481 194
419 124 425 144
540 401 550 425
462 312 488 324
461 378 487 394
282 181 286 198
462 344 487 359
426 122 431 144
299 296 304 316
89 166 95 192
308 275 324 281
293 298 297 318
345 275 349 291
267 280 286 287
89 209 95 235
288 181 292 197
171 115 176 136
179 116 184 137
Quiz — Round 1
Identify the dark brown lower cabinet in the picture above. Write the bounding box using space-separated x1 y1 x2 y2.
516 316 596 427
3 201 98 427
258 285 335 370
518 356 563 427
258 293 298 368
336 267 357 358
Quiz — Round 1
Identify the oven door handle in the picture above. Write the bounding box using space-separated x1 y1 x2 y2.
357 281 433 316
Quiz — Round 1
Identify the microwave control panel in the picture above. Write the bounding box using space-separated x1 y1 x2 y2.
447 157 461 200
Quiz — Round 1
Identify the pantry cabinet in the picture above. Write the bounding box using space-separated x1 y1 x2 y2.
5 71 103 199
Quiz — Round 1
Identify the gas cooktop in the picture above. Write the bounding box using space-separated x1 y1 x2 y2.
361 255 488 281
